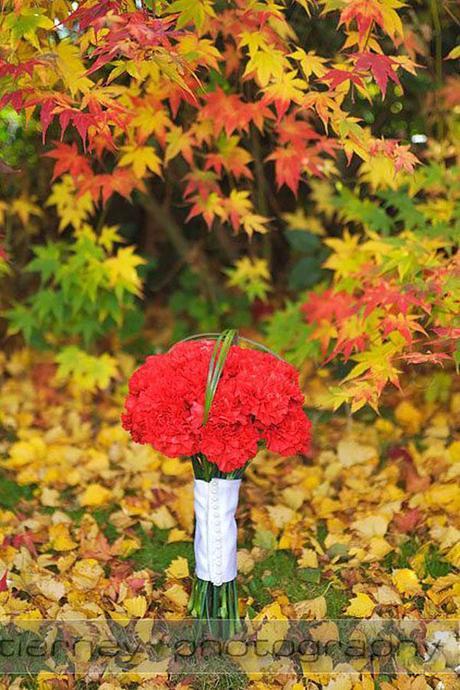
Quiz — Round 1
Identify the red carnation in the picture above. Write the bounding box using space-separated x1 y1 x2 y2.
122 339 311 471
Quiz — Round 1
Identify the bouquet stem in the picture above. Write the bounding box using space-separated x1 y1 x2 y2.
188 576 241 637
189 453 245 637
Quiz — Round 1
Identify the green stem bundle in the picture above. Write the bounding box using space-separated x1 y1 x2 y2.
187 576 242 638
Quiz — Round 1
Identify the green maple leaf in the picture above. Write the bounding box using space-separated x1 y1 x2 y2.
378 188 426 230
6 304 37 343
26 243 63 283
334 188 394 234
33 289 65 324
265 301 320 366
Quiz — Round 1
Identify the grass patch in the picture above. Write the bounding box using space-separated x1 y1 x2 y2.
131 525 194 576
245 550 347 616
383 538 452 578
170 652 247 690
0 472 35 509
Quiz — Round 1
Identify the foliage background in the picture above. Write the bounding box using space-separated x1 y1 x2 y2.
0 0 459 688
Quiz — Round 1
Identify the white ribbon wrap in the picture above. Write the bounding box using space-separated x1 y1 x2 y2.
193 478 241 586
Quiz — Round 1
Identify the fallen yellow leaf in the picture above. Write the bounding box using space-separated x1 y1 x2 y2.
48 523 77 551
392 568 421 596
165 556 189 580
79 483 112 507
395 401 423 434
124 595 148 618
163 583 188 609
345 592 375 618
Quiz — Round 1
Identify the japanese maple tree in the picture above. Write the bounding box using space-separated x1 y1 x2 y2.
0 0 419 241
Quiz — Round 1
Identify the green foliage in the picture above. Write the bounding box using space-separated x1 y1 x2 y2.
264 300 321 367
0 107 39 170
332 163 460 241
6 230 146 350
225 257 271 302
55 347 118 392
0 472 35 509
285 229 329 290
169 268 251 339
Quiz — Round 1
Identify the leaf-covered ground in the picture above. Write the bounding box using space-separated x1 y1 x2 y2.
0 350 459 690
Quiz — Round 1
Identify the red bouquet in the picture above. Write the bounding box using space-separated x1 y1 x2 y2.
122 331 311 634
122 338 311 471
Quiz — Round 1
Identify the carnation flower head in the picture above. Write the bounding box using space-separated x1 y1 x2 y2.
122 339 311 472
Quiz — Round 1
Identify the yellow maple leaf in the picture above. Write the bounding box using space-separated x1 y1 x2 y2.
15 609 43 632
241 35 287 87
165 556 189 580
119 145 162 179
226 257 271 301
55 41 92 96
55 347 118 392
290 48 327 79
151 505 176 529
352 514 389 539
448 440 460 463
360 153 402 190
11 197 43 225
298 548 319 568
34 576 66 602
345 592 376 618
263 70 307 106
167 528 192 543
47 176 94 231
105 246 146 297
71 559 104 591
241 212 270 238
161 457 190 476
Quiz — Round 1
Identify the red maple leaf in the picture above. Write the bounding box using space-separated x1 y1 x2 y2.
326 333 369 362
0 58 41 79
39 98 57 143
0 242 9 262
389 446 431 493
44 142 92 180
183 169 220 199
266 146 303 195
369 139 419 173
200 89 273 137
339 0 385 43
276 113 321 148
432 326 460 340
0 570 7 592
80 169 143 204
361 282 428 317
400 351 452 365
322 68 364 90
302 289 356 324
353 52 400 98
63 0 122 32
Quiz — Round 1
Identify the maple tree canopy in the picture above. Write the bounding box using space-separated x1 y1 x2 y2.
1 0 419 236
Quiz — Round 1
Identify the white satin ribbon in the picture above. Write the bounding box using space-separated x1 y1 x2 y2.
193 478 241 586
